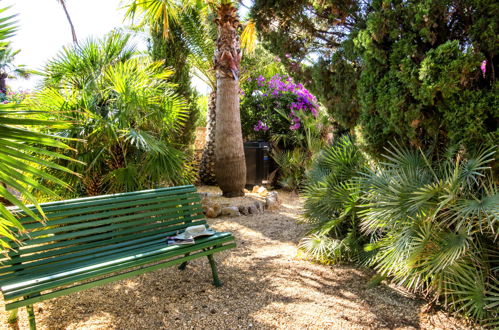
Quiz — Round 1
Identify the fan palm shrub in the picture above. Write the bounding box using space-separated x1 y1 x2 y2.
361 146 498 325
0 7 75 249
0 45 31 91
301 138 498 325
32 31 191 196
299 136 368 263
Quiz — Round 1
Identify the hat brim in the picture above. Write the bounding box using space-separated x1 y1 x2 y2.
173 228 216 240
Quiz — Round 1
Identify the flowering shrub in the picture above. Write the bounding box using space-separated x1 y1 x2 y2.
240 74 319 142
0 89 29 104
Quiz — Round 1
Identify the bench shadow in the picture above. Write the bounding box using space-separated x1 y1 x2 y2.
21 211 435 329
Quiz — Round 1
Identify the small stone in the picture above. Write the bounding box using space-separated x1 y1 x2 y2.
210 309 217 314
248 205 258 215
221 206 241 217
205 203 221 218
257 186 268 197
254 201 264 213
265 191 280 210
238 205 249 215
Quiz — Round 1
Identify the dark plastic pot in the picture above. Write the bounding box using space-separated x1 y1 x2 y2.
243 141 271 187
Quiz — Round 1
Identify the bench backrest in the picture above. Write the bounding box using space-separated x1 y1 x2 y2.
0 185 204 283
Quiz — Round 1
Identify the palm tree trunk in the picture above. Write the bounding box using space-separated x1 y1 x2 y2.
0 73 7 92
58 0 78 44
213 3 246 197
199 90 217 185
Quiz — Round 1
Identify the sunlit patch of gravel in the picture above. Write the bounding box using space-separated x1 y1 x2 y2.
0 187 472 329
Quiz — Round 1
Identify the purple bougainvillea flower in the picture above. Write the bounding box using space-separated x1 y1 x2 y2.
481 60 487 78
290 122 301 130
285 54 291 58
254 120 269 132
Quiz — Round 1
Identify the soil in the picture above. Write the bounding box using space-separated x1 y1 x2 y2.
0 187 472 329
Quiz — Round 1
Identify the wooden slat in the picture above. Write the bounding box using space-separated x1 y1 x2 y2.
0 217 207 278
2 233 231 291
4 192 201 254
5 242 236 310
4 234 234 300
10 185 197 217
19 199 202 239
21 192 200 230
0 214 205 267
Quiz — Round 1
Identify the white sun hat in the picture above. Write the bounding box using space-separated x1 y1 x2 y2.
173 224 216 240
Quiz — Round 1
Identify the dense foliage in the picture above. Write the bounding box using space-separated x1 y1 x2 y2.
32 32 191 197
240 74 319 143
252 0 499 158
300 136 368 263
0 6 74 249
241 73 327 190
148 15 200 151
302 139 498 325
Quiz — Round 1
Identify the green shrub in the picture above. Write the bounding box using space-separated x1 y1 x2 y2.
32 32 192 197
301 139 498 325
361 145 498 325
300 136 368 263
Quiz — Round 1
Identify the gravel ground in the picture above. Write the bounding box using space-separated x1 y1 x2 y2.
1 187 471 330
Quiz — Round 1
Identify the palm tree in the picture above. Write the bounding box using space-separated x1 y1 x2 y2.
211 2 246 196
124 0 255 197
178 9 218 185
56 0 78 44
0 6 75 250
0 46 30 91
35 31 191 196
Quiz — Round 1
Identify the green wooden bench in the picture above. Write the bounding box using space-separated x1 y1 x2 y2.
0 185 235 329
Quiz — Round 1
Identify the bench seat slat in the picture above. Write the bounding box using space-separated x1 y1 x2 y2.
9 207 203 251
21 193 201 231
3 234 234 300
18 200 202 239
5 242 236 311
12 185 197 218
1 234 168 279
0 219 206 278
0 215 206 267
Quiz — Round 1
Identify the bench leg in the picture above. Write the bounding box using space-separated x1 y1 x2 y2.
26 304 36 330
207 253 221 287
178 253 190 270
7 308 18 324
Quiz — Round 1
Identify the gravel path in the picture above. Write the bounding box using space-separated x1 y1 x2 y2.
1 188 470 329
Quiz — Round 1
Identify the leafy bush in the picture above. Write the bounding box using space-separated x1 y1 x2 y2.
300 136 368 263
31 32 192 197
252 0 498 160
240 74 320 144
241 74 328 190
301 139 499 325
362 146 498 324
